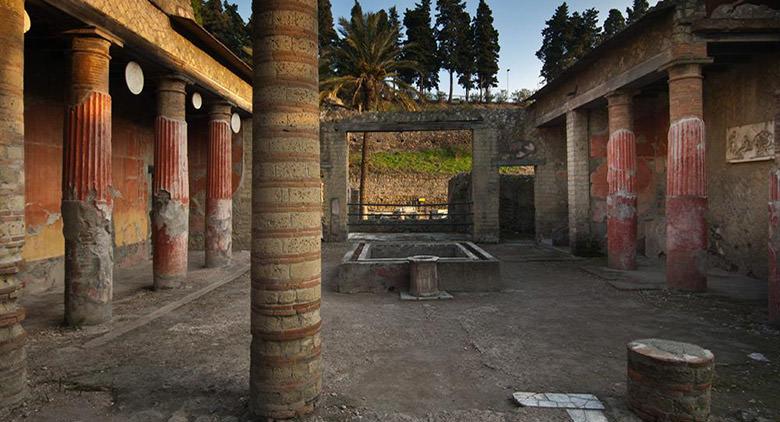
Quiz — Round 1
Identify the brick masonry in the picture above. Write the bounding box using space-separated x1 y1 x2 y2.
0 0 28 409
627 339 714 422
321 109 568 243
250 0 323 418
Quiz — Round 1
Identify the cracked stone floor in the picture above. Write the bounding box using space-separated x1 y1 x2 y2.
2 243 779 421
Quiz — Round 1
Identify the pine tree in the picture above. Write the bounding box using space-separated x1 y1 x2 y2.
564 8 600 68
536 2 570 82
388 6 402 48
435 0 468 103
401 0 440 96
626 0 650 24
455 10 476 102
318 0 338 51
473 0 500 102
603 9 626 38
222 2 250 60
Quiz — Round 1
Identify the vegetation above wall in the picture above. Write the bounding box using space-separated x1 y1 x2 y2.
351 147 472 176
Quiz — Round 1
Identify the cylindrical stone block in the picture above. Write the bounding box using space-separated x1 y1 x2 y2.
63 33 114 326
0 0 28 408
606 92 638 271
409 256 440 297
205 102 233 268
250 0 322 418
666 63 707 292
627 339 714 422
769 90 780 326
153 77 189 289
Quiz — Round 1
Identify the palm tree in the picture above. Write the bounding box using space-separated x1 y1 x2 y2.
321 5 419 215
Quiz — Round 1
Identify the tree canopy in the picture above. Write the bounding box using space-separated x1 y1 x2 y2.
191 0 250 62
401 0 440 95
473 0 500 100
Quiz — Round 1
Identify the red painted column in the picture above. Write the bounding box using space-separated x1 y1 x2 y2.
666 63 707 291
769 90 780 326
0 0 28 408
606 91 638 270
62 30 115 326
205 102 232 268
152 77 189 289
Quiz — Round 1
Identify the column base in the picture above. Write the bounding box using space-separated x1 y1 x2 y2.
608 195 638 271
62 200 113 326
205 198 232 268
666 196 708 292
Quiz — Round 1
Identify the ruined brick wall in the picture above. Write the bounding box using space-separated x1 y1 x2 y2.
322 109 569 242
705 52 780 278
20 49 155 294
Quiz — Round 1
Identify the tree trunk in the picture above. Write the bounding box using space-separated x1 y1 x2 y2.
448 70 454 103
465 87 470 103
359 132 370 220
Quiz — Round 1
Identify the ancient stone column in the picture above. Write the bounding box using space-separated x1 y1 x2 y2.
606 91 638 271
769 90 780 326
627 339 714 422
63 30 115 326
0 0 28 408
566 109 592 256
666 63 707 291
153 76 189 289
205 102 232 268
250 0 322 418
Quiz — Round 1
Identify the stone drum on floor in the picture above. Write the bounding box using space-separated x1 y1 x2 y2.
627 339 714 422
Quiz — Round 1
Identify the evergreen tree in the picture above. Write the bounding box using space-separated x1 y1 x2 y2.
401 0 440 96
564 8 600 68
435 0 468 103
473 0 500 101
318 0 338 51
603 9 626 38
388 6 402 48
191 0 204 24
455 10 476 101
626 0 650 24
536 2 570 82
222 2 250 59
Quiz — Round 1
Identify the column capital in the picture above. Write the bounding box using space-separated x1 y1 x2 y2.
208 101 233 120
63 27 124 48
605 89 638 104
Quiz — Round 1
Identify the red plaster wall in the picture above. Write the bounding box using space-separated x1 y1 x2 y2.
588 94 669 256
187 116 244 251
21 49 155 292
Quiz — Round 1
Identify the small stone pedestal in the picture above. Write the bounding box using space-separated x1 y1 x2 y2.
627 339 714 422
401 256 452 301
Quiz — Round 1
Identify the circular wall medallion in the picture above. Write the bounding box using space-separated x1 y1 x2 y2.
231 113 241 133
192 92 203 110
124 62 144 95
24 11 31 33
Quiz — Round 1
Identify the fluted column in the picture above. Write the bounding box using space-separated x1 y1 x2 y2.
63 30 114 326
606 91 638 271
666 63 707 291
0 0 28 409
250 0 322 419
205 102 232 268
153 76 189 289
769 90 780 326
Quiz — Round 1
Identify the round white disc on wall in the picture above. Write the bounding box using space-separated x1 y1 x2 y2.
124 62 144 95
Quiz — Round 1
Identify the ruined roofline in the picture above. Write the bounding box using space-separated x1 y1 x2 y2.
528 0 676 103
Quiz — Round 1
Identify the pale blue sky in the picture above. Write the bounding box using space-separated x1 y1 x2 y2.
233 0 659 93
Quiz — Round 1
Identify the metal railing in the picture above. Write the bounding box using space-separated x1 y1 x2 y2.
347 202 473 230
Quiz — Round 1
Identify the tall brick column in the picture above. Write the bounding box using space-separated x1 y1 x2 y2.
205 102 233 268
0 0 28 408
472 127 500 243
250 0 322 418
566 109 592 255
769 90 780 326
666 62 707 291
153 76 189 289
606 91 638 270
63 30 115 326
